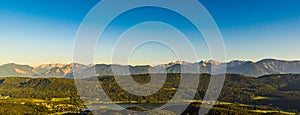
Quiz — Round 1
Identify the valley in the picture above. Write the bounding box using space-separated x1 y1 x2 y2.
0 73 299 114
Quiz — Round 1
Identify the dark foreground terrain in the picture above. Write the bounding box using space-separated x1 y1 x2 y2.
0 74 299 114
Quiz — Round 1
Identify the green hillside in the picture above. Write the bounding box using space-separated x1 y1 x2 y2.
0 74 299 114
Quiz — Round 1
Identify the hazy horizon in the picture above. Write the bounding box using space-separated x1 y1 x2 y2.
2 58 300 67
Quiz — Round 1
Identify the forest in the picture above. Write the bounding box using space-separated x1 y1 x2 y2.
0 74 299 114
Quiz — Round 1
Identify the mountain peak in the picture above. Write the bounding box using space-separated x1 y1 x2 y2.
35 63 69 69
167 60 191 65
204 60 220 65
2 63 25 66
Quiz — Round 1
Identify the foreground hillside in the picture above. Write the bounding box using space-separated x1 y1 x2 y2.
0 74 299 114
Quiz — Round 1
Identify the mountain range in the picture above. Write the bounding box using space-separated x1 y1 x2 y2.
1 59 300 78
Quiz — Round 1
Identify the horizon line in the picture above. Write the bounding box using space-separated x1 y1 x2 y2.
1 58 300 67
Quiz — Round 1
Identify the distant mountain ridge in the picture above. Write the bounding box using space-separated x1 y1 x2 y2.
1 59 300 78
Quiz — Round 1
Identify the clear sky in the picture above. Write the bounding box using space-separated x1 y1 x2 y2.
0 0 300 66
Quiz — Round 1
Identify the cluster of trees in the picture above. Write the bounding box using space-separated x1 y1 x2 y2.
0 103 49 114
0 77 79 100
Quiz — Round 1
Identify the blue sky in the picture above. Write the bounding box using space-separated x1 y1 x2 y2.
0 0 300 65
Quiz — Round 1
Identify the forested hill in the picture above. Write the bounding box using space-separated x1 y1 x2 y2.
0 73 300 113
